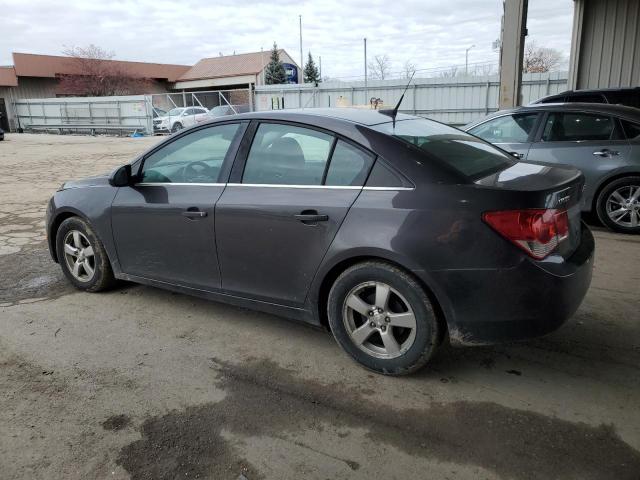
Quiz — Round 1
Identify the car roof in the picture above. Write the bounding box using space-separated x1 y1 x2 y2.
467 102 640 127
230 108 417 126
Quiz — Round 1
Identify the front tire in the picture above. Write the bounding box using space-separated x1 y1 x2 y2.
596 176 640 234
327 261 440 375
56 217 116 292
171 122 183 133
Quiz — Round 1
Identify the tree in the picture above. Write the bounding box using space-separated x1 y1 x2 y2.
368 54 391 80
523 41 563 73
58 44 151 96
439 66 459 79
264 42 287 85
402 60 416 79
303 52 320 84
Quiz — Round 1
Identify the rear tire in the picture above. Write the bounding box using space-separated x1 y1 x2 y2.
327 261 440 375
596 176 640 234
56 217 116 292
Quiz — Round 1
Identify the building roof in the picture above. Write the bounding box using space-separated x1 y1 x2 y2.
11 53 191 82
178 50 295 81
0 66 18 87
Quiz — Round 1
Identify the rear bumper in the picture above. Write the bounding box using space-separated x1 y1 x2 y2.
427 223 595 346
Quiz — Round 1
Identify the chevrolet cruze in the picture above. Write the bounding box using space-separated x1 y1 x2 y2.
46 108 594 375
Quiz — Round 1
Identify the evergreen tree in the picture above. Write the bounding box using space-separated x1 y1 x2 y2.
303 52 320 84
264 42 287 85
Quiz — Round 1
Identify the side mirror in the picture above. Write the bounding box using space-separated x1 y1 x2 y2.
109 164 132 187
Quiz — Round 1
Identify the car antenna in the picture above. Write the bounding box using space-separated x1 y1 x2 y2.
379 71 415 128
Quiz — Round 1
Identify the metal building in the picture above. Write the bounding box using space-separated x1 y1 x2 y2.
568 0 640 89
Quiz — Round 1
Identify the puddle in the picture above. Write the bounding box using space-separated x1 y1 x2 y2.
117 357 640 480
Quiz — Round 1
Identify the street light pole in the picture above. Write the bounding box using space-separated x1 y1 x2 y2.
465 44 476 76
299 15 303 84
364 37 368 106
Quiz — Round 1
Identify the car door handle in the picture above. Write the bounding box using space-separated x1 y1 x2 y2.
294 211 329 224
593 149 619 157
182 209 207 218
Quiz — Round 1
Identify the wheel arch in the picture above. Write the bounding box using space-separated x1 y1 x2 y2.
591 171 640 212
312 253 449 343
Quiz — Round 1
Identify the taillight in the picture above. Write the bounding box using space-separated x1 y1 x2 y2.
482 209 570 259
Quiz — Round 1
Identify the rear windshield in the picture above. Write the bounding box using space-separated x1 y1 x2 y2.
372 119 514 178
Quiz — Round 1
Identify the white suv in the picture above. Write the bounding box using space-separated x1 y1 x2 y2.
153 107 209 133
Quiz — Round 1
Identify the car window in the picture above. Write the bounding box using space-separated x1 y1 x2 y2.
607 92 640 109
242 123 333 185
469 113 538 143
372 119 514 179
538 95 565 104
542 112 614 142
141 123 241 183
325 140 374 186
566 93 606 103
621 120 640 140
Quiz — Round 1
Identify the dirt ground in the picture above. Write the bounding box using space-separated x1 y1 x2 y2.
1 133 639 480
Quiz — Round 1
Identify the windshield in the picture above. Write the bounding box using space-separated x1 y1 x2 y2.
166 108 185 116
372 119 514 178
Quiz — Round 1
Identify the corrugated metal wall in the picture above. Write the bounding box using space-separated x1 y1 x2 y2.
254 72 568 126
0 77 58 130
570 0 640 89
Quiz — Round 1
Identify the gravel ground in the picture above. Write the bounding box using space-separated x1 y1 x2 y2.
1 133 639 480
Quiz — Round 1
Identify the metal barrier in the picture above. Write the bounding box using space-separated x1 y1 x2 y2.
254 72 569 126
13 95 153 134
12 88 253 135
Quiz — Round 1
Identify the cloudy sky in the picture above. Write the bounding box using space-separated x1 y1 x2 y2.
1 0 574 79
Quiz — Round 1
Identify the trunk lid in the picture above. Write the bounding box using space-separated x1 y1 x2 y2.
475 162 585 259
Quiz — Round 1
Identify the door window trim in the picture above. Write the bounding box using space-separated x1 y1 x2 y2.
132 120 248 186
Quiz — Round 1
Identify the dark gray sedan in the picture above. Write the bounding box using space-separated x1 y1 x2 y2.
465 103 640 233
47 108 594 375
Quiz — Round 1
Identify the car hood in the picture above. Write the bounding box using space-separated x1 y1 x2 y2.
61 173 110 190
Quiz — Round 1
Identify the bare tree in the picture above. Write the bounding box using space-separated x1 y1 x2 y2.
402 60 417 79
58 44 152 96
439 66 459 79
523 41 564 73
368 54 391 80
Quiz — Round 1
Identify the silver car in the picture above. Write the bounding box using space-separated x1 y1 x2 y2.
465 103 640 233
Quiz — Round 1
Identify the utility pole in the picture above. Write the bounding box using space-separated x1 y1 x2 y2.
299 15 303 84
465 44 475 76
364 38 368 106
261 46 265 85
319 56 322 80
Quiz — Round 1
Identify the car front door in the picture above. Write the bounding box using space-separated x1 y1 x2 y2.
467 112 540 160
111 122 246 290
215 121 375 306
526 111 631 205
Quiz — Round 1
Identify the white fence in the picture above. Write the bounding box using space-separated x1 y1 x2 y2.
254 72 568 126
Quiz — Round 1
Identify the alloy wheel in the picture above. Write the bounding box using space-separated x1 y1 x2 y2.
606 185 640 228
63 230 96 282
342 281 417 359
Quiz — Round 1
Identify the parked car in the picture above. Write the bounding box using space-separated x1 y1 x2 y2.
195 105 251 124
46 108 594 375
0 127 4 141
153 107 209 133
465 103 640 234
532 87 640 110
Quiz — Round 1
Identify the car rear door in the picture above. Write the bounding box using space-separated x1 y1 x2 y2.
526 110 631 207
215 121 375 306
466 112 540 160
111 122 246 290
